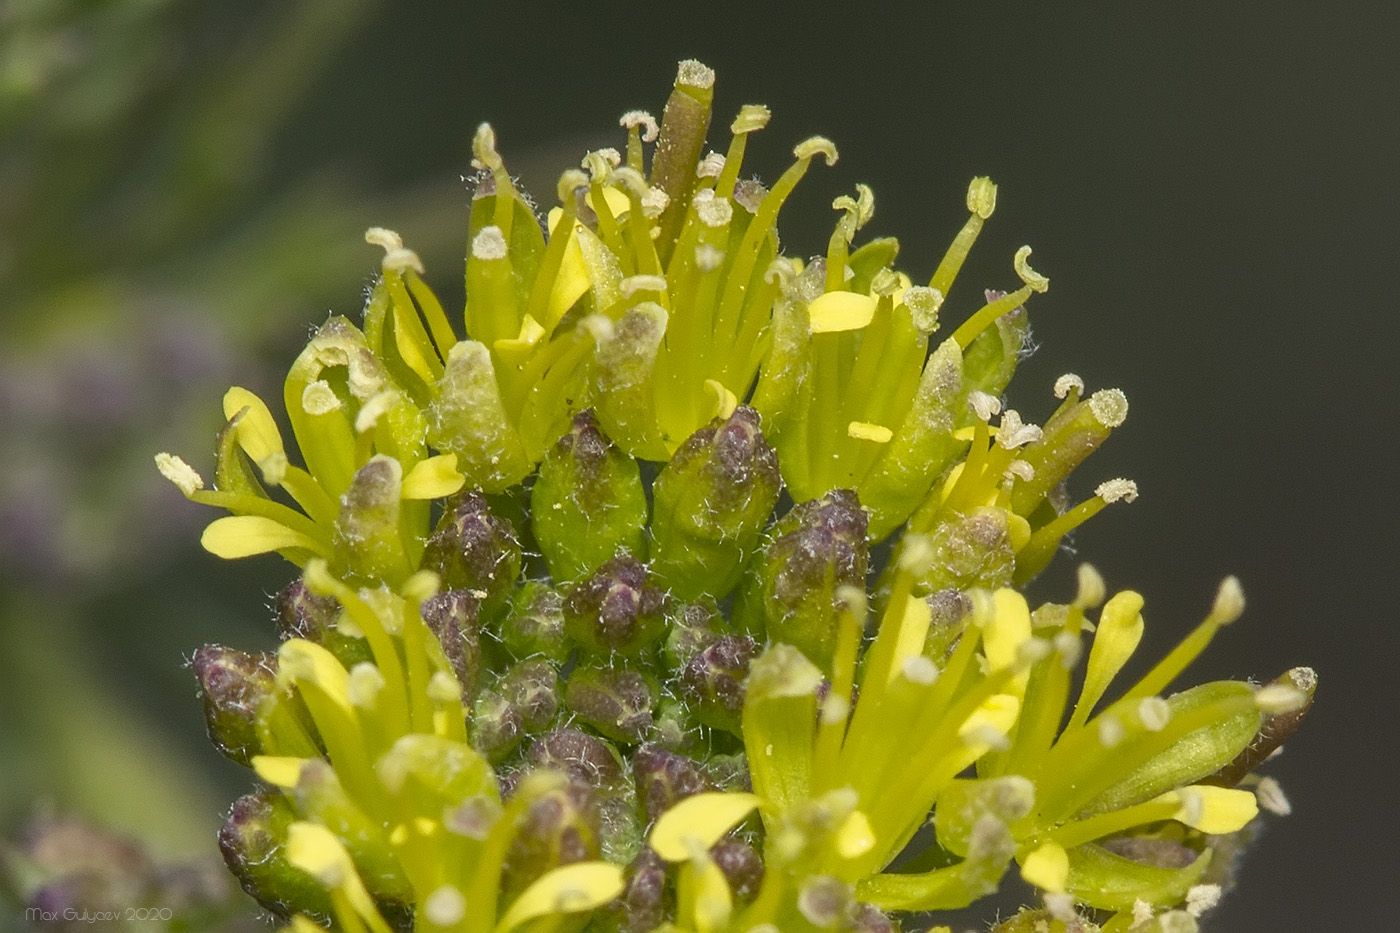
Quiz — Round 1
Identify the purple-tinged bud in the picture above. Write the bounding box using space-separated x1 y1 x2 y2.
710 839 764 903
422 492 522 619
527 729 630 791
274 578 370 667
218 791 332 920
650 696 705 754
923 588 973 662
501 582 570 663
632 743 713 823
500 779 601 905
192 646 275 765
650 406 782 601
565 664 658 744
419 588 482 697
531 411 649 583
563 555 666 656
617 848 670 933
470 688 523 763
498 658 562 734
679 635 759 735
1207 667 1317 787
745 489 868 672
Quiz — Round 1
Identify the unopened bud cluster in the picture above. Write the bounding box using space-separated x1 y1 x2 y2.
165 62 1313 933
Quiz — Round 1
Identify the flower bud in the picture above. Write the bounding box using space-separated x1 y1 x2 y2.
192 646 276 765
743 490 868 673
419 588 482 698
500 778 602 905
679 635 760 735
563 555 666 656
498 658 563 734
333 455 410 585
915 506 1018 595
1207 667 1317 787
1010 388 1128 518
218 791 332 920
613 848 669 933
422 492 522 620
470 688 524 763
662 599 726 671
500 582 569 663
531 411 648 583
565 663 659 743
650 406 781 601
527 728 630 792
274 579 371 667
711 838 764 902
632 743 714 823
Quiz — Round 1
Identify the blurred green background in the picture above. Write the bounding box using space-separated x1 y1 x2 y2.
1 1 1395 928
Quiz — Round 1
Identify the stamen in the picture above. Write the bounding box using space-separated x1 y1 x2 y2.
301 380 342 416
619 110 659 142
364 227 403 251
155 453 204 496
848 421 894 443
696 151 726 178
967 176 997 219
968 391 1002 422
1212 575 1247 624
1138 696 1172 731
730 104 771 134
1254 683 1308 714
995 410 1043 449
622 274 668 299
346 662 385 709
1255 776 1292 815
1053 373 1084 399
1014 245 1050 292
692 189 733 227
1095 478 1139 503
902 285 944 334
793 136 839 165
1186 884 1222 918
472 123 503 171
423 885 467 926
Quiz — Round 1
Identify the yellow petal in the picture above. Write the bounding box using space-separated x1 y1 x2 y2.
887 594 932 686
586 186 632 219
201 515 323 559
848 421 893 443
495 862 625 933
494 314 547 366
648 792 761 862
251 755 308 788
277 639 353 715
982 589 1032 674
690 850 734 933
223 387 286 462
808 291 879 333
1167 785 1258 835
1020 841 1069 892
401 454 465 499
285 823 393 933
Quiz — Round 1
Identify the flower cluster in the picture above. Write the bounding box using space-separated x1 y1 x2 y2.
161 62 1313 933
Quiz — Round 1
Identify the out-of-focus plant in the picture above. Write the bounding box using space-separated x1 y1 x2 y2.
0 3 469 924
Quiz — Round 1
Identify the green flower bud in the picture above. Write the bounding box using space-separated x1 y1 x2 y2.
422 492 522 619
500 778 602 905
500 581 570 663
217 791 332 921
649 695 705 754
333 455 410 585
420 588 483 698
679 635 760 735
192 646 275 766
662 599 726 671
565 663 659 743
1009 387 1129 518
563 555 666 656
531 410 648 583
498 657 563 734
961 290 1029 400
470 688 524 763
632 743 714 823
915 506 1017 595
741 489 868 672
274 578 371 668
651 406 781 601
